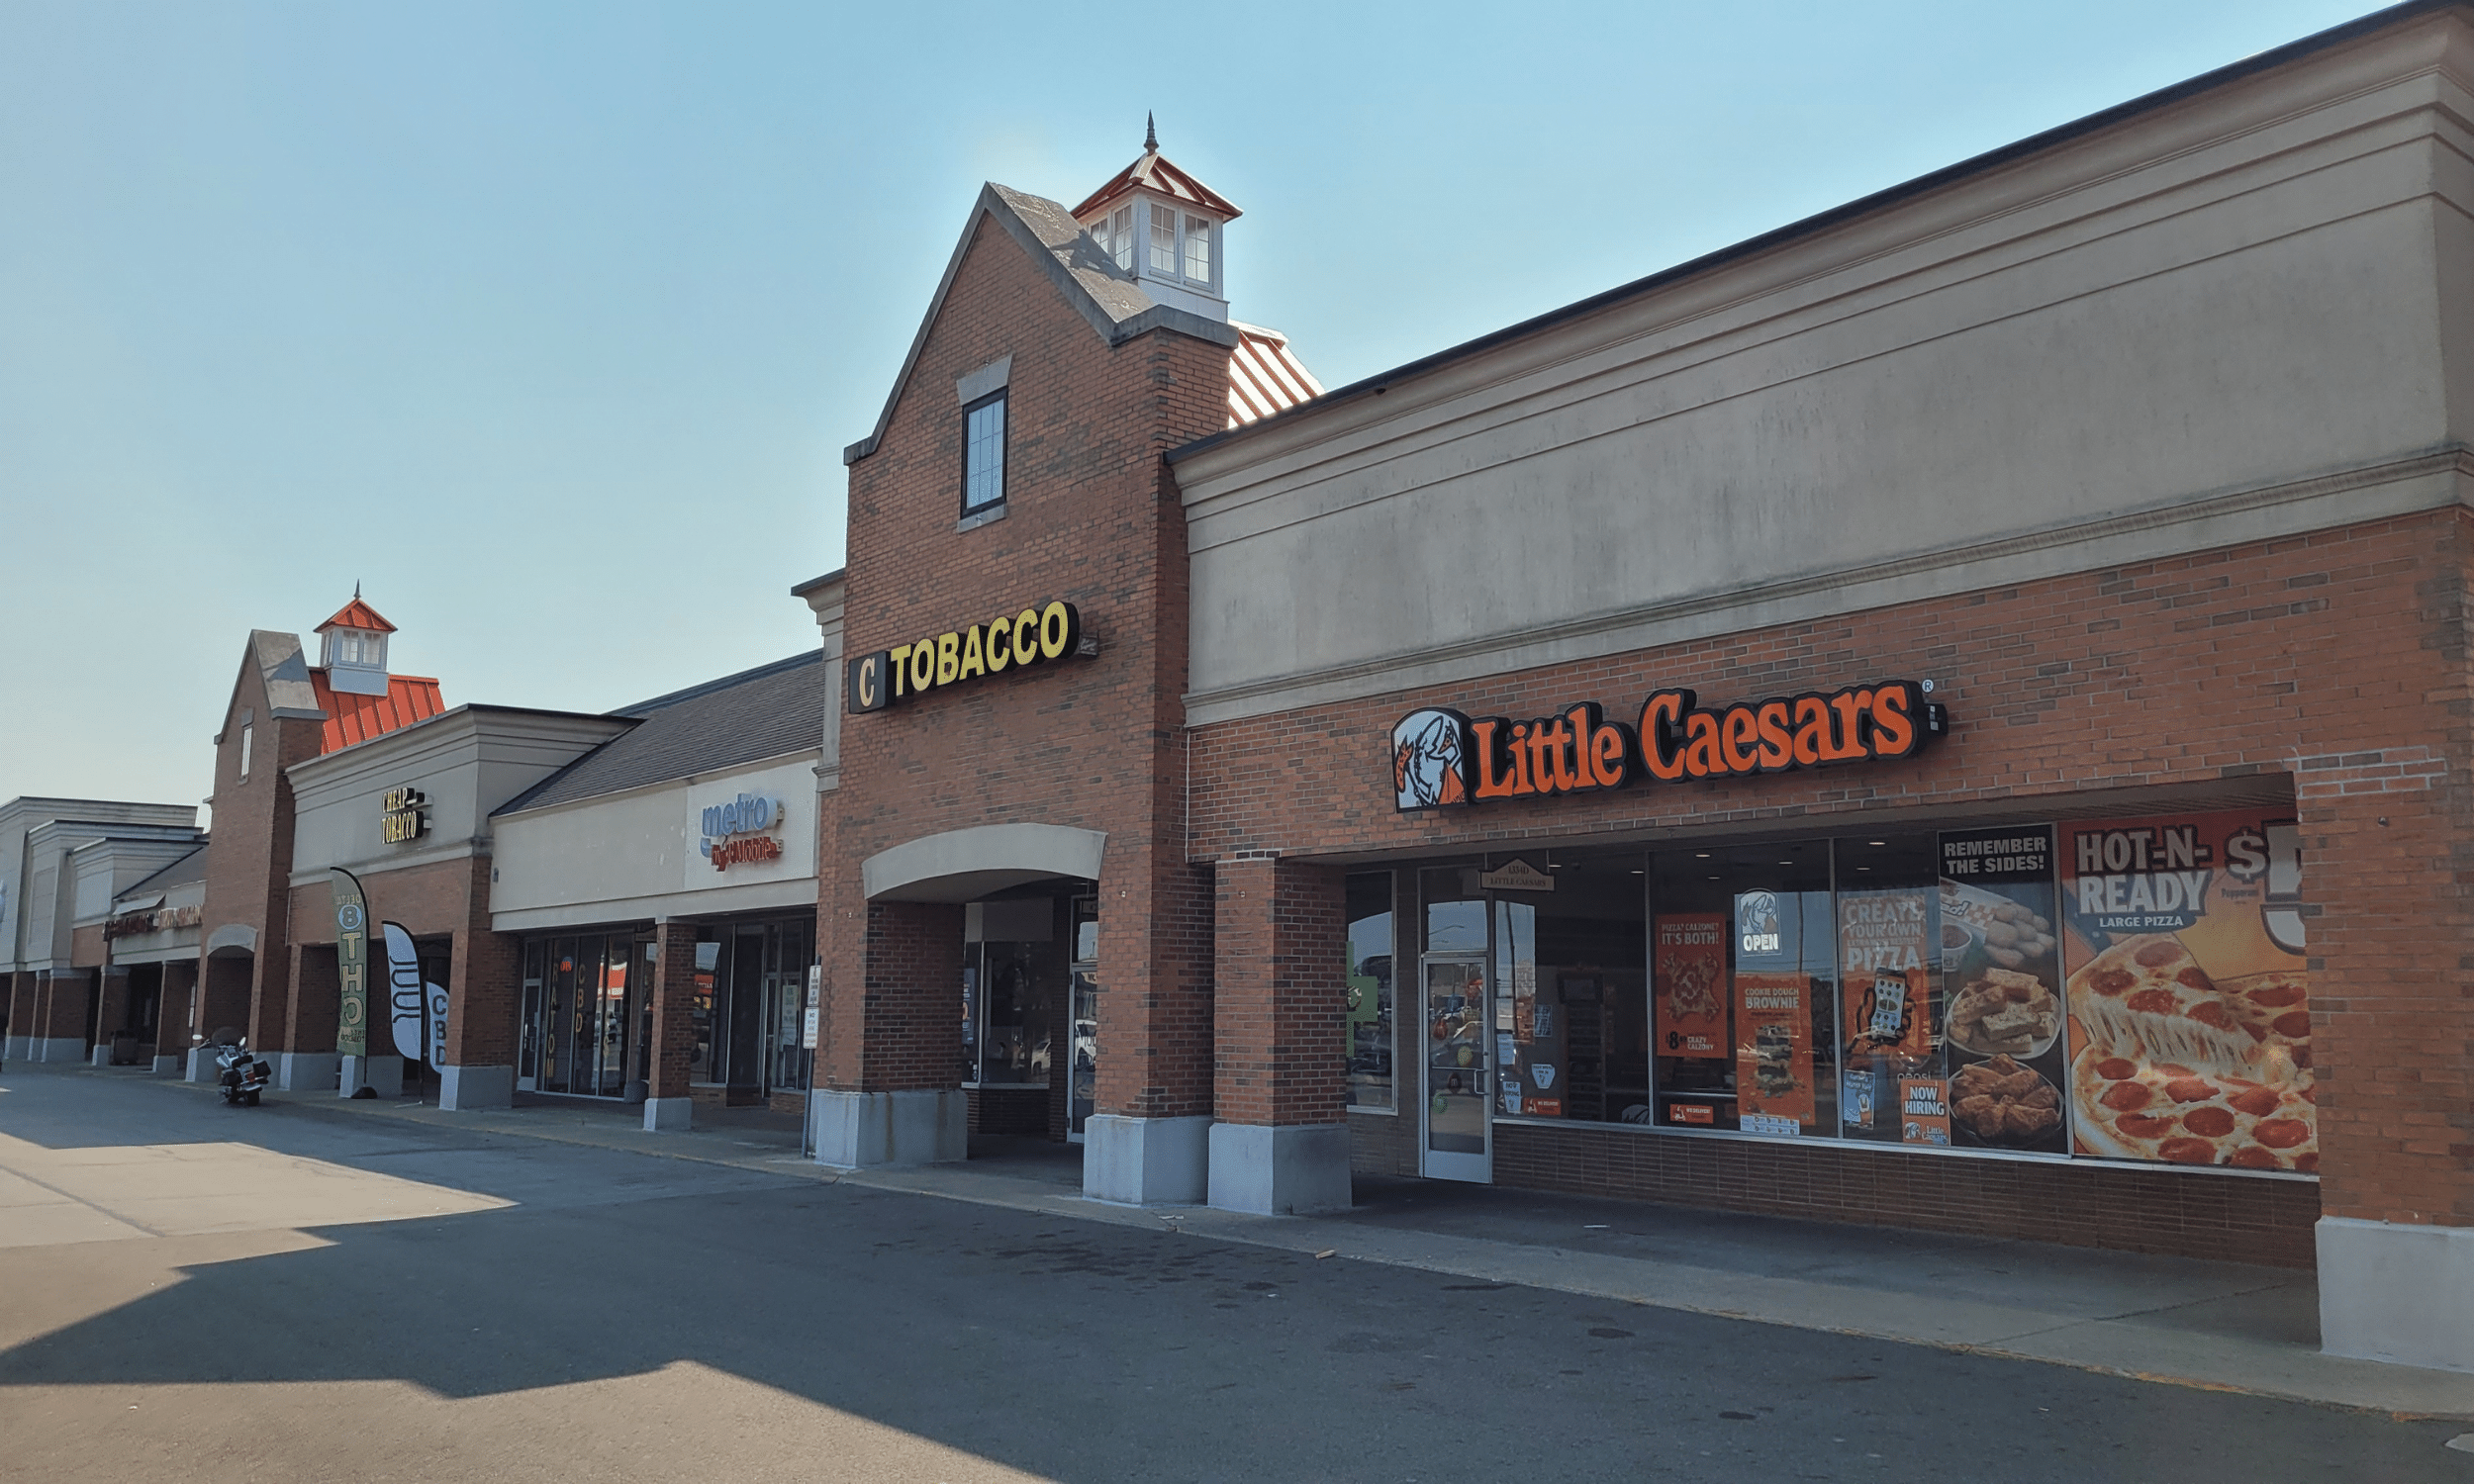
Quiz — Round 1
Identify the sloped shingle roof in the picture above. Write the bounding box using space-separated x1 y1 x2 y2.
493 651 824 816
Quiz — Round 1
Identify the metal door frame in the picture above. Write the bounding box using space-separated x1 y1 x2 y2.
1417 951 1493 1183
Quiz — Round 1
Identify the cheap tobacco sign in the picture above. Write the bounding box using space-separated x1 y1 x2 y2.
1391 681 1946 811
846 600 1082 713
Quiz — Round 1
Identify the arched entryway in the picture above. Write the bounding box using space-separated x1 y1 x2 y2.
813 826 1104 1169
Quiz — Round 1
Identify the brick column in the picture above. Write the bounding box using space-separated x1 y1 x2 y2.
154 960 197 1073
1077 844 1218 1207
643 921 698 1131
93 968 133 1066
3 972 29 1062
810 897 966 1167
33 971 91 1062
1205 856 1351 1214
439 859 519 1111
276 943 342 1092
246 936 291 1056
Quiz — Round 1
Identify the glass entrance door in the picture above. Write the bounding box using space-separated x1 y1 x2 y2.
1420 956 1491 1182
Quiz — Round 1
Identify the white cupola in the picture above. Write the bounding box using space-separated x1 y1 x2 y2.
1071 115 1241 323
315 587 397 696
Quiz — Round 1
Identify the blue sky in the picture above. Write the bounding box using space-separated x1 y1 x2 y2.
0 0 2388 812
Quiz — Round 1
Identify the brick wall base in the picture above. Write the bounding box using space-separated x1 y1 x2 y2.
1490 1122 2321 1266
969 1084 1052 1137
1348 1110 1418 1177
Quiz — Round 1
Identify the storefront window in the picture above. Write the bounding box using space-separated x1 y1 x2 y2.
1069 895 1097 1137
1647 842 1834 1134
691 938 719 1081
965 893 1061 1087
1492 854 1646 1125
1344 872 1394 1110
1422 866 1484 953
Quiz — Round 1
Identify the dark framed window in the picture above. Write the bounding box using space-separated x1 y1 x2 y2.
963 390 1006 514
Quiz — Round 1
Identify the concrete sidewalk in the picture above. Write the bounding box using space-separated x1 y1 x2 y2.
104 1066 2474 1421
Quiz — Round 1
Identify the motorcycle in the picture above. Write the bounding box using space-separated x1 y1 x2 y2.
211 1035 272 1107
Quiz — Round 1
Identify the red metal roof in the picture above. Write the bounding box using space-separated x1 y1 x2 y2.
316 597 398 633
1227 323 1324 428
311 671 444 753
1071 148 1242 224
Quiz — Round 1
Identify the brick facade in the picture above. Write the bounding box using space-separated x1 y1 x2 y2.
821 208 1229 1126
1185 510 2474 1259
199 644 325 1056
285 857 497 1067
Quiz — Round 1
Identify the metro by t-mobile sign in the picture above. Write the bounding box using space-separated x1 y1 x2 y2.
1391 681 1946 811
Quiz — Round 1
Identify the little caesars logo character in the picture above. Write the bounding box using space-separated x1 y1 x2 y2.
1737 890 1783 956
1391 708 1471 810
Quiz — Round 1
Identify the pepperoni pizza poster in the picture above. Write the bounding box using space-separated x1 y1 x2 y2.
1654 914 1728 1060
2059 811 2315 1173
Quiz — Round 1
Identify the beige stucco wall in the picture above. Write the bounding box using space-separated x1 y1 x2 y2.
488 753 821 932
1173 16 2474 723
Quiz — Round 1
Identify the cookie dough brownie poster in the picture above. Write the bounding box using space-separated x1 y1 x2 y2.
1937 828 2068 1155
1732 890 1817 1137
2059 812 2314 1172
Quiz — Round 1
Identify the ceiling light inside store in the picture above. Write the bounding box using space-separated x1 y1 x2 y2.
1867 840 1885 847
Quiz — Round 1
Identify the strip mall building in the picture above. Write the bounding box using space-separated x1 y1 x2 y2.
816 3 2474 1374
8 1 2472 1377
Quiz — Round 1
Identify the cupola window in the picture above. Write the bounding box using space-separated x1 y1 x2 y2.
1149 204 1179 276
1183 215 1212 285
1096 205 1133 270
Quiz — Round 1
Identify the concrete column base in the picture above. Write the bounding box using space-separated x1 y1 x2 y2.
438 1064 516 1111
1084 1114 1212 1207
810 1088 966 1169
151 1056 182 1077
340 1055 405 1098
2 1035 27 1062
643 1096 693 1132
1207 1123 1353 1215
277 1052 340 1092
2319 1216 2474 1373
91 1046 113 1067
186 1047 219 1082
37 1037 85 1064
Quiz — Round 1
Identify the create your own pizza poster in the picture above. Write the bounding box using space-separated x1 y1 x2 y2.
1836 885 1937 1145
1732 890 1818 1136
1654 913 1728 1060
1938 826 2069 1156
2059 810 2314 1172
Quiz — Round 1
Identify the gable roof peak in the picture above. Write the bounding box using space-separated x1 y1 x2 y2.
316 593 397 633
1069 123 1241 224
